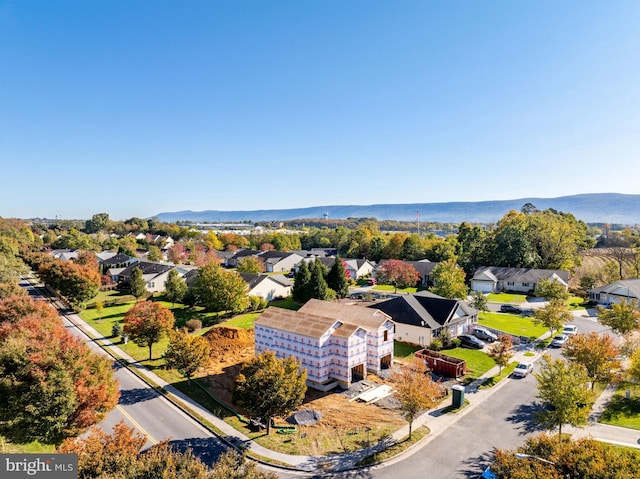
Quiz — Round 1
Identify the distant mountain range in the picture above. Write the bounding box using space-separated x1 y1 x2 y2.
155 193 640 225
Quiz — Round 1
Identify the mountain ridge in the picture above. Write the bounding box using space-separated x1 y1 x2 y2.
155 193 640 224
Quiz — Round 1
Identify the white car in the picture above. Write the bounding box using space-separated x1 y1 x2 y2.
562 325 578 336
512 362 534 378
550 334 569 347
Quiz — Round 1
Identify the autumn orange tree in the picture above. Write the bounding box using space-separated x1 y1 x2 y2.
376 259 420 293
39 258 101 309
0 295 119 443
124 301 175 360
486 334 514 373
59 422 210 479
491 433 640 478
564 332 620 388
393 356 446 439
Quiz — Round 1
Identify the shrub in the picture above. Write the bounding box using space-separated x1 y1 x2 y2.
111 322 122 338
429 338 443 351
185 319 202 332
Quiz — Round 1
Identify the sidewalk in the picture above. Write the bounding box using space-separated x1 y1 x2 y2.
66 310 640 474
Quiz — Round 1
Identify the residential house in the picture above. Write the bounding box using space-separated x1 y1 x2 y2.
97 252 137 275
589 279 640 305
240 273 292 301
470 266 569 294
368 291 478 347
117 261 176 293
254 299 394 390
257 251 304 273
226 249 261 268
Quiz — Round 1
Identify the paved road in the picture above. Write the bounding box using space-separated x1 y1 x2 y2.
23 278 229 467
279 309 620 479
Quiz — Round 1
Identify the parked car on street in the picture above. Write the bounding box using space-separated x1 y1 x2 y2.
458 334 486 349
562 325 578 336
512 362 534 378
500 304 522 314
521 308 535 317
473 327 498 342
550 334 569 347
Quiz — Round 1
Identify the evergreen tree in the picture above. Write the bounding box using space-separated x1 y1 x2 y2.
309 258 329 300
129 267 147 301
164 269 187 307
292 261 311 303
327 256 349 299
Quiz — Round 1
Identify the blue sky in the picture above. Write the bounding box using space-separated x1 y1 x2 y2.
1 1 639 220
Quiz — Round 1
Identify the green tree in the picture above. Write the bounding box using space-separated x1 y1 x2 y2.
236 256 265 274
147 245 162 262
534 277 569 301
292 261 311 303
430 258 468 299
392 357 446 439
533 299 573 335
468 290 489 312
376 259 420 293
578 273 597 292
164 268 187 307
627 347 640 385
534 354 592 438
308 258 329 300
128 267 147 301
123 301 175 360
327 255 350 298
598 299 640 335
456 222 489 277
491 210 539 268
233 351 307 434
486 335 514 373
564 332 620 388
84 213 111 234
189 263 249 313
164 329 210 383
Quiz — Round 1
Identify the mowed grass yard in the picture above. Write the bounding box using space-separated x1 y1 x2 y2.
479 311 548 340
486 293 527 304
79 295 220 366
444 348 496 381
599 383 640 430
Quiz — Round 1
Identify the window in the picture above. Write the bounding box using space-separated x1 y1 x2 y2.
383 330 388 342
522 282 530 287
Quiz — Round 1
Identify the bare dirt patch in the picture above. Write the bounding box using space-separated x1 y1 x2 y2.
197 325 406 455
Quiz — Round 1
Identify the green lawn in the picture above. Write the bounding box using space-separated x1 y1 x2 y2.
374 284 418 294
443 348 496 380
223 312 261 329
85 289 135 307
394 341 423 359
487 293 527 304
0 437 56 453
479 311 548 340
567 295 588 311
599 383 640 430
479 361 518 389
268 297 301 311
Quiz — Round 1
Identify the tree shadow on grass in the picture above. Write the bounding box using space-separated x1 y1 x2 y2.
599 395 640 423
506 401 547 435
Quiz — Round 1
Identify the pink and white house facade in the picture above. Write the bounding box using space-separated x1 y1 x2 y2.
254 299 395 390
